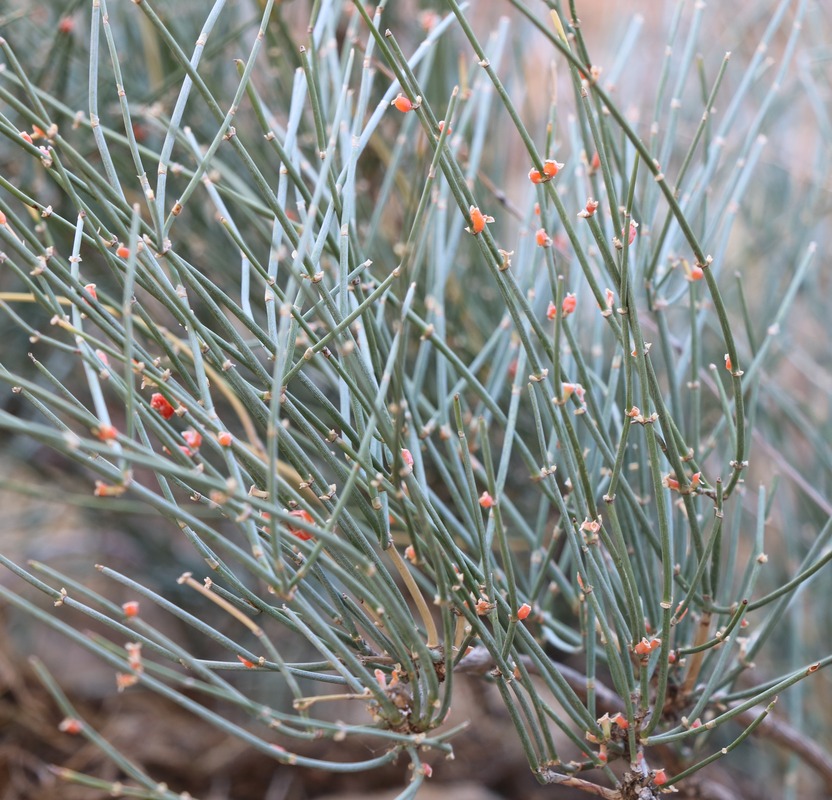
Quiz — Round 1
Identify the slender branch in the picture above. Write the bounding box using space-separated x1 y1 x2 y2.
456 646 832 789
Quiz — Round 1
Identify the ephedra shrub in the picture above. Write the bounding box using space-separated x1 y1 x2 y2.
0 1 831 798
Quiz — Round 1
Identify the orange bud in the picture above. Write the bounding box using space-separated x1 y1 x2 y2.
561 382 586 404
634 636 661 656
392 93 413 113
287 508 314 540
97 423 118 441
150 392 175 419
122 601 140 617
474 598 491 615
466 205 493 235
116 672 139 691
579 198 599 218
59 717 83 734
182 430 203 450
535 227 551 247
217 431 233 446
94 481 126 497
116 245 130 259
664 475 680 491
542 159 564 178
517 603 532 620
478 491 495 508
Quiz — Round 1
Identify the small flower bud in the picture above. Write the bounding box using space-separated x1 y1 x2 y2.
287 509 315 540
478 491 495 508
543 159 563 178
150 392 175 419
474 598 492 615
561 383 586 404
611 712 628 729
97 423 118 441
535 227 551 247
391 93 413 113
94 481 127 497
122 601 139 617
182 429 203 450
116 672 139 691
578 198 599 218
663 475 680 491
529 160 563 184
59 717 83 734
517 603 532 620
466 205 493 235
634 636 662 655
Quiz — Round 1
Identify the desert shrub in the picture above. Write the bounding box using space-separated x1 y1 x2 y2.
1 1 831 798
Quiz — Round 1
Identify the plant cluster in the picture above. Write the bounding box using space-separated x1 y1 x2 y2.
0 1 830 798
